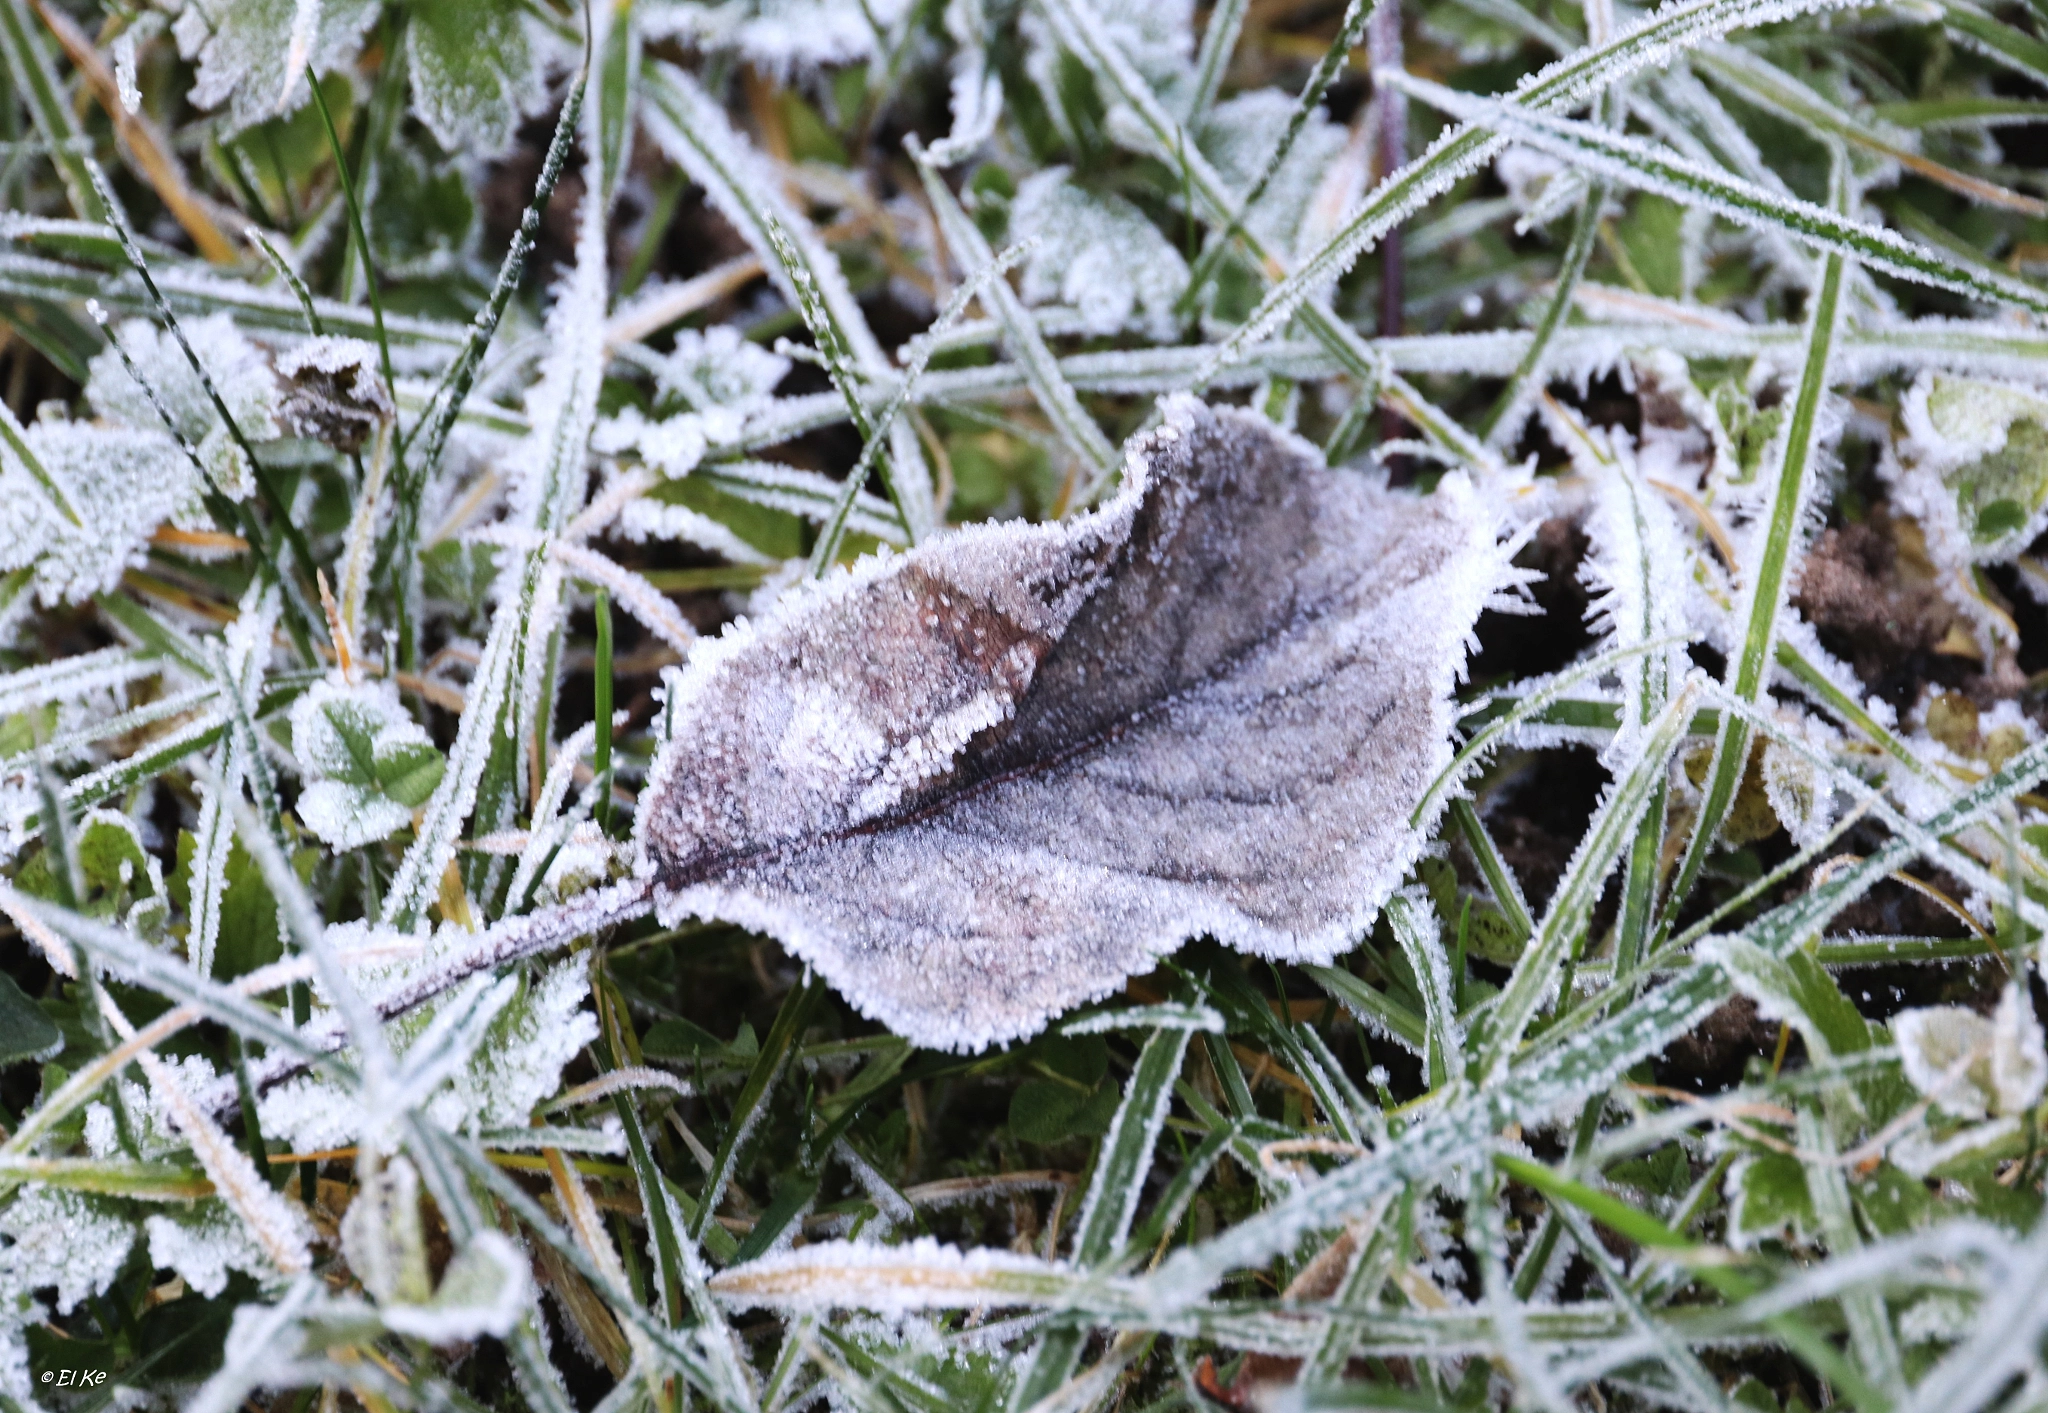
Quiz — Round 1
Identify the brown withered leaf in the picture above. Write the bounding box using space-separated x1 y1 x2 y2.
633 396 1508 1051
273 336 395 453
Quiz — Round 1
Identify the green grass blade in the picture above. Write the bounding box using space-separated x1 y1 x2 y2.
1662 209 1849 929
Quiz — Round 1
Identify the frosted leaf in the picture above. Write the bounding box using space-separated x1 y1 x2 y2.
147 1202 294 1298
273 337 394 453
643 0 914 78
633 397 1507 1050
0 423 211 605
1010 169 1189 341
1760 727 1836 849
1894 984 2048 1120
594 406 712 479
1196 91 1351 257
85 1053 221 1160
709 1236 1071 1314
259 958 596 1149
539 821 626 905
382 1231 530 1342
290 678 445 849
87 315 280 449
405 0 545 155
0 1186 134 1315
1023 0 1194 120
657 325 791 412
1891 371 2048 565
460 961 599 1130
341 1157 432 1307
173 0 379 134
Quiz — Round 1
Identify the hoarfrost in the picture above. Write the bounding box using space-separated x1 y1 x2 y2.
1010 169 1190 341
87 315 281 448
1888 371 2048 583
405 0 547 155
0 1186 134 1315
290 678 445 850
85 1053 222 1160
1196 90 1351 256
1894 983 2048 1119
0 424 207 605
173 0 380 134
341 1156 431 1306
1760 719 1837 849
147 1203 292 1298
708 1236 1071 1314
657 324 791 413
258 958 596 1150
382 1231 531 1342
643 0 914 77
634 397 1508 1050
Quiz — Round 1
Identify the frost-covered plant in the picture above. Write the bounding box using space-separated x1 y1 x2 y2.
5 0 2048 1408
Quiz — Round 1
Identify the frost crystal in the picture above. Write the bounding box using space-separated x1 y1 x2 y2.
1010 169 1190 341
1890 371 2048 568
87 315 281 448
173 0 380 133
290 678 445 850
657 325 791 413
259 958 596 1150
0 423 204 605
147 1202 295 1298
0 1186 134 1315
1197 90 1350 256
635 397 1507 1050
85 1053 222 1160
644 0 915 77
1894 984 2048 1119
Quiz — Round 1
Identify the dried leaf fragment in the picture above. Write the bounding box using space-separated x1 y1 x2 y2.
634 397 1506 1050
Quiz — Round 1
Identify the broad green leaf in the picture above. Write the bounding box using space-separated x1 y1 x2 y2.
405 0 540 154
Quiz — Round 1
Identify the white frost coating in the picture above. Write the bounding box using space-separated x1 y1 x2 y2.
0 1186 133 1315
656 323 791 412
147 1203 288 1298
342 1156 430 1305
1011 168 1190 342
173 0 379 133
1759 713 1839 849
1197 89 1351 257
1558 414 1693 766
550 542 699 651
1893 984 2048 1120
382 1231 532 1342
538 821 625 905
85 1053 222 1160
289 677 438 849
87 315 280 449
635 397 1512 1051
0 425 197 606
642 0 914 77
0 647 164 720
259 958 597 1150
1885 372 2048 649
382 165 608 929
707 1236 1074 1314
616 497 775 566
1062 1003 1224 1035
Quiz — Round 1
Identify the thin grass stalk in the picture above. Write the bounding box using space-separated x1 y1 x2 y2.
1661 177 1850 931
